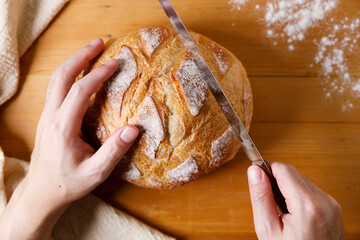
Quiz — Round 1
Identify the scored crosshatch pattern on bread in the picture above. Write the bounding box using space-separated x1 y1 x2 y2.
210 127 235 168
80 26 253 189
136 96 165 159
174 54 209 116
105 46 137 115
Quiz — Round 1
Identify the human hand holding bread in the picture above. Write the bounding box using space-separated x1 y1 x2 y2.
0 33 344 239
0 38 139 240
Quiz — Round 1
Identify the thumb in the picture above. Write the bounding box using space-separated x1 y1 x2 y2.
248 165 282 238
86 125 139 180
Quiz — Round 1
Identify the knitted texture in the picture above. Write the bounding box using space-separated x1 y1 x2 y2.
0 147 174 239
0 0 67 105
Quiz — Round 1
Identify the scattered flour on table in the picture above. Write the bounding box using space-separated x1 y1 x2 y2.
229 0 250 11
313 17 360 111
263 0 338 50
228 0 360 111
229 0 338 47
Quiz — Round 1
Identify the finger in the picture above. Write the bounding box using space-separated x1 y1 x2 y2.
302 175 324 195
80 126 139 187
248 165 282 238
270 162 315 212
46 38 104 110
58 59 118 136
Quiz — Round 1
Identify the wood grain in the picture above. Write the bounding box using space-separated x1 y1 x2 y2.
0 0 359 239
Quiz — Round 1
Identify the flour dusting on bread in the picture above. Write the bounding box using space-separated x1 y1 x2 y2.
122 162 141 181
105 46 137 114
95 122 107 143
207 42 231 74
210 127 234 167
136 96 165 159
139 27 169 56
147 178 162 188
213 47 230 74
175 58 208 116
167 157 199 183
82 26 253 189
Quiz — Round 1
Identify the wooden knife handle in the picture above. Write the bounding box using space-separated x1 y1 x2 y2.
268 171 289 214
259 161 289 214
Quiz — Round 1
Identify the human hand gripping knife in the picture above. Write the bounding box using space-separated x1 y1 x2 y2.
158 0 288 214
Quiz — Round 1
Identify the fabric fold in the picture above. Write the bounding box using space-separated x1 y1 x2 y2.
0 0 68 105
0 148 174 240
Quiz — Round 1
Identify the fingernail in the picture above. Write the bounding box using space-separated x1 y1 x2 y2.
248 166 263 185
120 126 138 143
105 59 117 66
88 38 100 47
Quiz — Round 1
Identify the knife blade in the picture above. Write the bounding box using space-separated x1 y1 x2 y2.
158 0 288 214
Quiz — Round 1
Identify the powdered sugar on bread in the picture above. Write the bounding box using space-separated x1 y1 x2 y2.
139 27 169 56
167 157 199 183
105 46 137 115
210 127 234 167
175 57 208 116
136 96 165 159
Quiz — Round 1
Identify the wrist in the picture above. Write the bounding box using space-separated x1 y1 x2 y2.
0 176 69 240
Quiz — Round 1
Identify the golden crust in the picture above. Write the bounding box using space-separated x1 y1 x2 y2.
81 26 253 189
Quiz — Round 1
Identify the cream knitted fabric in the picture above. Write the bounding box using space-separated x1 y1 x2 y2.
0 148 174 240
0 0 68 105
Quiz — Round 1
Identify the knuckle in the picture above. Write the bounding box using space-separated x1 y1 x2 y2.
30 149 39 160
272 162 295 174
78 46 92 60
91 171 106 185
328 195 342 215
50 118 61 132
106 137 127 159
282 163 296 172
79 164 106 187
255 224 278 239
51 69 63 81
107 140 121 158
49 117 67 136
334 201 342 214
251 187 272 204
270 161 281 170
71 82 86 97
255 226 270 239
305 197 323 220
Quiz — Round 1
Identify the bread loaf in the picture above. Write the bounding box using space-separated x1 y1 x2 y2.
80 26 253 189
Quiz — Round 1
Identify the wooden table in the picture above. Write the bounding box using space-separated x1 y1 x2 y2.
1 0 359 239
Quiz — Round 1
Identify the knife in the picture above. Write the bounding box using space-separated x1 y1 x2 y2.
158 0 288 214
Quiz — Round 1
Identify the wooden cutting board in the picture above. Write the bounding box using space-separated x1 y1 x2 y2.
1 0 359 239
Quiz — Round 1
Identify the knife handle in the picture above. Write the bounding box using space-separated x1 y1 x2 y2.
259 161 289 214
268 171 289 214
